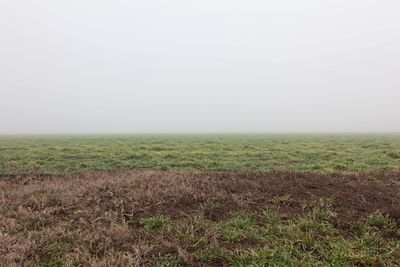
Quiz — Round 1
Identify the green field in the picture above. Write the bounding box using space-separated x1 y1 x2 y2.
1 134 399 174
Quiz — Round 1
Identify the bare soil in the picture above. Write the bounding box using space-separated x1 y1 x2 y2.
3 171 398 221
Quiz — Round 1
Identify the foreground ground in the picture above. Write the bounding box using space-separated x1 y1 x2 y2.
1 135 400 174
1 171 399 266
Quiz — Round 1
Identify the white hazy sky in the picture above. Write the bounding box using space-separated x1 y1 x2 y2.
1 1 399 134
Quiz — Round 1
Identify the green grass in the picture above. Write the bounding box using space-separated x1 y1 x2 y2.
143 206 400 266
10 208 398 266
139 216 171 230
1 134 399 174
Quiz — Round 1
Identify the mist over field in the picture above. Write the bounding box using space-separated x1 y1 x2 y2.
1 0 400 134
2 2 400 266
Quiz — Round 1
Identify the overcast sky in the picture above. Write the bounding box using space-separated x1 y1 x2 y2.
1 1 399 134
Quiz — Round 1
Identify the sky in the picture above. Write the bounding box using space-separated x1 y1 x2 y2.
1 1 399 134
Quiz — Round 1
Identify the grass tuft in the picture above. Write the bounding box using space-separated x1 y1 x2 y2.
139 216 170 230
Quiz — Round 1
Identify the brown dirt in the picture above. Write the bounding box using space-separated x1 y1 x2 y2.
1 171 399 266
1 171 400 222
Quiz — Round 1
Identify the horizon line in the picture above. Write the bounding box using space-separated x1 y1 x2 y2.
1 131 400 136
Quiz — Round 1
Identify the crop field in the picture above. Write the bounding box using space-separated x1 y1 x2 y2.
1 135 400 266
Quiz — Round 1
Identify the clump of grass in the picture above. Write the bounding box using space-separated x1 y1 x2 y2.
156 255 182 267
221 214 254 229
262 208 280 225
387 152 400 159
197 247 222 264
139 216 170 230
44 258 64 267
41 238 73 257
307 198 336 222
368 211 396 230
178 219 208 248
273 194 291 206
219 214 254 242
350 220 370 235
27 160 42 173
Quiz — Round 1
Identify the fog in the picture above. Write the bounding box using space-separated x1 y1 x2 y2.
1 1 399 134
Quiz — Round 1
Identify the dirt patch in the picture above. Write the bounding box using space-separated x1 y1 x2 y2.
1 171 399 223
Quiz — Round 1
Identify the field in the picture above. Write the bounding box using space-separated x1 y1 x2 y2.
1 135 400 266
1 134 400 174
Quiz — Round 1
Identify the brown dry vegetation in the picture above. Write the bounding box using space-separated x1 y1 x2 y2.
1 171 400 266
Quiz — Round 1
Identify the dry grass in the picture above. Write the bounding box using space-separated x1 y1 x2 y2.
1 171 400 266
